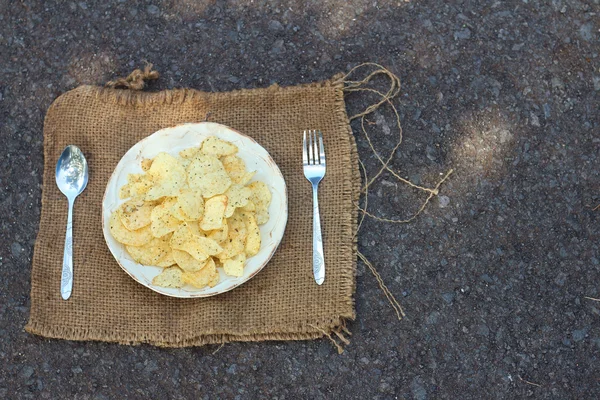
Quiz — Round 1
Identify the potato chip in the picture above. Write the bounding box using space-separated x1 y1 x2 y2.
208 270 220 287
173 249 209 272
183 221 207 237
118 199 155 231
141 158 153 172
224 184 251 218
178 147 198 169
200 136 238 157
109 212 153 246
119 173 154 200
179 147 199 159
239 172 255 186
171 224 222 262
150 198 183 237
208 222 229 244
221 155 255 185
216 212 247 260
170 223 195 248
228 212 248 242
152 266 183 288
126 235 172 266
200 195 227 231
247 181 272 225
222 253 246 277
179 158 192 169
155 250 176 268
167 202 187 221
146 179 184 201
145 153 187 201
240 200 256 212
176 188 204 220
187 154 232 198
182 258 218 288
242 212 261 256
217 239 245 261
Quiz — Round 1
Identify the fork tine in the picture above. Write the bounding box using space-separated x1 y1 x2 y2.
302 130 308 165
307 129 314 164
318 130 325 164
312 130 319 165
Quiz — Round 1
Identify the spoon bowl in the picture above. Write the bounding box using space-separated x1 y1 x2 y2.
56 146 89 198
55 145 89 300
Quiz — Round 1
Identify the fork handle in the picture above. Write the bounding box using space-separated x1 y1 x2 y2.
312 185 325 285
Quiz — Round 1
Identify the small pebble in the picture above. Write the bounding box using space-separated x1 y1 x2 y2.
573 329 587 342
438 195 450 208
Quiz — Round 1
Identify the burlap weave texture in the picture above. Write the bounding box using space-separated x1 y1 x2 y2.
26 76 360 346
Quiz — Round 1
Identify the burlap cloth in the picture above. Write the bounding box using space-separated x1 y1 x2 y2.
26 74 360 347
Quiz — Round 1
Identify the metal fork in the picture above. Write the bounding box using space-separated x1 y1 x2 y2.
303 129 326 285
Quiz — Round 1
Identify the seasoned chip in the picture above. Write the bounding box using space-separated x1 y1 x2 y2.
118 199 154 230
109 212 153 246
179 158 192 169
242 212 261 256
224 184 251 218
217 238 245 261
240 200 256 212
152 266 183 288
119 173 154 199
239 171 255 186
171 224 223 262
208 270 220 287
170 223 196 248
200 136 238 157
182 258 218 288
126 235 172 266
216 212 247 260
187 155 232 198
146 180 181 201
150 198 182 237
208 222 229 244
247 181 272 225
200 195 227 231
168 201 187 221
176 189 204 220
222 253 246 277
228 212 248 242
155 250 176 268
141 158 153 171
179 147 199 159
146 152 185 179
221 155 255 185
184 221 207 237
173 249 208 273
145 153 187 200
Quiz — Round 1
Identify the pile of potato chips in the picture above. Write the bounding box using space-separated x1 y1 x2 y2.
109 136 272 289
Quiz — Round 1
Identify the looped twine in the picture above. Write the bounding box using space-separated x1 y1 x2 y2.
338 63 454 322
105 62 159 90
339 62 454 228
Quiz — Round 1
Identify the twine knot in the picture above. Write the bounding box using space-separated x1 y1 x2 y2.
105 63 159 90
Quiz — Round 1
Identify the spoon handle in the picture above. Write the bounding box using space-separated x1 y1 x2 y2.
61 199 74 300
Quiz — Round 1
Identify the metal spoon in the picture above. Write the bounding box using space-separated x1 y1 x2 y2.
55 145 89 300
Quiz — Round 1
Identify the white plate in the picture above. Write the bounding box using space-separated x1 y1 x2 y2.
102 122 288 298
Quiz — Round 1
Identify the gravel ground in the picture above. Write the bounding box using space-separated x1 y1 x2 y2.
1 0 599 398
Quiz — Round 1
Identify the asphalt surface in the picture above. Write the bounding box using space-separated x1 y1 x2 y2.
1 1 599 399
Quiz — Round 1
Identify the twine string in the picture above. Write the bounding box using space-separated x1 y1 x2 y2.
340 63 453 321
